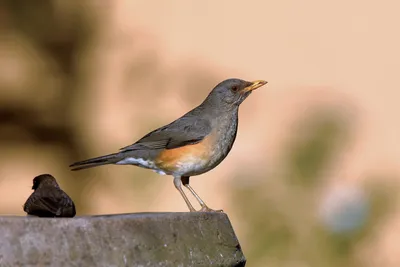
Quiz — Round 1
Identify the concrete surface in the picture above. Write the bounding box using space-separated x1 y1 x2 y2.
0 212 245 267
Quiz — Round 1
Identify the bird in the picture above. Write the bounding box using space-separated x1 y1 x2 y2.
23 174 76 217
70 78 267 212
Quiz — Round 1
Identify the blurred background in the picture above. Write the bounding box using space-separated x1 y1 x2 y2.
1 0 399 266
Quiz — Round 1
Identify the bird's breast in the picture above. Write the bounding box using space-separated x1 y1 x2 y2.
154 132 216 176
154 115 238 176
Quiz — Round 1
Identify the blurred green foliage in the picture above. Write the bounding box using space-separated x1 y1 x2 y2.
286 112 346 186
231 111 396 267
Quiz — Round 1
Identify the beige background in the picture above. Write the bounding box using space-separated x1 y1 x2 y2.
0 1 399 266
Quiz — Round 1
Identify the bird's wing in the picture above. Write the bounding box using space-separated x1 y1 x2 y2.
119 117 212 151
24 188 73 216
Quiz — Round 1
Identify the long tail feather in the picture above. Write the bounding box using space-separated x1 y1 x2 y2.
69 153 122 171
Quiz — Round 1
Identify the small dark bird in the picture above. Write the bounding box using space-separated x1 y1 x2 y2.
23 174 76 218
70 78 267 212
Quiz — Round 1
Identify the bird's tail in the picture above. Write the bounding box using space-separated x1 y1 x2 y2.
69 153 123 171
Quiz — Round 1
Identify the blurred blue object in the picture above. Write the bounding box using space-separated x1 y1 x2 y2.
319 184 369 234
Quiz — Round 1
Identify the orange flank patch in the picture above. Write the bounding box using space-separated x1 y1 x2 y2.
155 133 215 173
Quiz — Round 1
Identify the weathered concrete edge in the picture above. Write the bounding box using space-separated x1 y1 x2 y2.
0 212 246 267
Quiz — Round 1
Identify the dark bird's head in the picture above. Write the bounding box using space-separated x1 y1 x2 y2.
203 78 268 112
32 174 59 190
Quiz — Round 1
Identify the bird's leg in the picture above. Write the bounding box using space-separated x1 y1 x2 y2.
181 176 223 212
181 176 206 207
173 176 196 212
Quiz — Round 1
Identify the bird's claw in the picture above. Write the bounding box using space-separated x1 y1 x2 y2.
197 206 224 213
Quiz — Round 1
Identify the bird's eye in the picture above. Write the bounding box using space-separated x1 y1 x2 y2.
231 86 239 92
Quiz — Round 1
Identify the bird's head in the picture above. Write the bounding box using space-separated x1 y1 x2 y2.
203 78 268 112
32 174 59 190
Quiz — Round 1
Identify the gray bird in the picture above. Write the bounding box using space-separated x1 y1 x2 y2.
70 78 267 212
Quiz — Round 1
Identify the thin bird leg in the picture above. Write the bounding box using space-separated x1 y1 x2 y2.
181 176 223 212
173 176 196 212
181 176 206 206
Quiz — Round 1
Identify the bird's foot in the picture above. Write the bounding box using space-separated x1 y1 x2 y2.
197 205 224 213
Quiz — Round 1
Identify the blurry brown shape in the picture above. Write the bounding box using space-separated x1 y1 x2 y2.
23 174 76 217
0 0 104 215
0 106 74 144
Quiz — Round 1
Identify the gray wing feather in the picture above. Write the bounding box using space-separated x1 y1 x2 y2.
120 117 212 152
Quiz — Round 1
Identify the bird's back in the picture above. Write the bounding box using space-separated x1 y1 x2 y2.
24 186 76 218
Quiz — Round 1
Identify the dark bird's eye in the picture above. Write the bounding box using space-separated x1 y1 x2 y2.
231 86 239 92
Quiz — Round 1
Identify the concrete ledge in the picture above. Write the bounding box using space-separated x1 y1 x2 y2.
0 212 246 267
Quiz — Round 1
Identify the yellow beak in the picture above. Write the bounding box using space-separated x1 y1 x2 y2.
242 80 268 93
